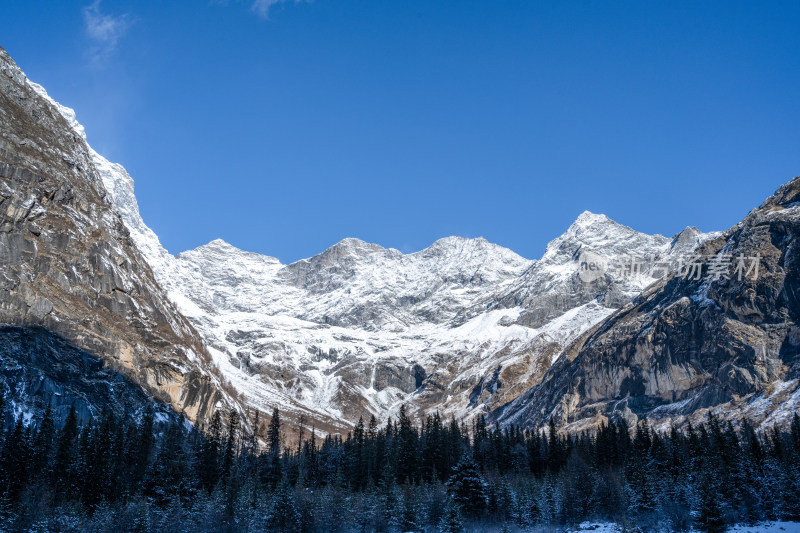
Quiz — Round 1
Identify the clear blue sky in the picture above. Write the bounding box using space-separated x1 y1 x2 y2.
2 1 798 262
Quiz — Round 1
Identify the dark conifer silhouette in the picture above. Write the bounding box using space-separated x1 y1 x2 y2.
0 399 798 531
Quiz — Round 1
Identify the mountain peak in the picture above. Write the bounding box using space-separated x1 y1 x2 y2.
178 239 282 266
319 237 388 257
208 238 237 249
574 210 610 223
568 211 618 233
189 238 243 254
425 235 487 252
560 211 629 243
431 235 487 245
420 236 531 267
541 210 670 265
331 237 375 249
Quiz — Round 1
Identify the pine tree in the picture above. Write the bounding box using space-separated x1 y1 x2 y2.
266 482 302 532
791 413 800 455
439 495 464 533
199 409 222 491
399 483 424 532
779 457 800 521
368 414 379 481
0 491 13 530
263 408 283 487
446 453 487 518
547 417 562 472
561 452 597 522
8 383 800 530
52 404 79 500
82 411 116 509
397 405 418 483
221 408 240 478
696 478 726 533
295 413 305 455
249 409 262 457
144 421 196 508
268 408 281 456
32 402 55 477
2 418 31 501
304 427 319 487
133 406 155 489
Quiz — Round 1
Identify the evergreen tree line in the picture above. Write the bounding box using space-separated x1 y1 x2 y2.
1 392 799 533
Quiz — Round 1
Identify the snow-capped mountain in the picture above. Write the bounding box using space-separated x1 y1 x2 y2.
49 99 713 433
10 57 723 432
20 45 785 437
162 211 718 432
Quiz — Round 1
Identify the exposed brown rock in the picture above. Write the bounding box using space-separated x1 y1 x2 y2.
0 46 230 426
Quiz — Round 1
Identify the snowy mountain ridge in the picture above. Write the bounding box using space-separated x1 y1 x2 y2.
177 234 532 328
28 77 720 433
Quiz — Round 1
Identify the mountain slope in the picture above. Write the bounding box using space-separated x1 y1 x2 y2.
494 177 800 432
0 47 234 426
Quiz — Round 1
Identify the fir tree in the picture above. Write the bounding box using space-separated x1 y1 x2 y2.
221 408 240 478
446 453 487 518
267 407 281 455
397 405 418 483
266 482 302 532
2 390 800 531
0 491 13 530
791 413 800 455
199 409 223 491
696 478 726 533
52 404 79 500
32 402 55 477
439 495 464 533
133 406 155 489
263 408 283 487
2 418 31 501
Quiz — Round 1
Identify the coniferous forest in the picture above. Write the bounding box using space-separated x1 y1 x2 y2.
1 393 800 533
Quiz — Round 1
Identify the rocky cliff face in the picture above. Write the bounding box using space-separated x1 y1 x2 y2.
0 47 233 426
493 177 800 432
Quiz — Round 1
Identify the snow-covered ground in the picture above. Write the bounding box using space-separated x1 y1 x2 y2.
566 522 800 532
723 523 800 533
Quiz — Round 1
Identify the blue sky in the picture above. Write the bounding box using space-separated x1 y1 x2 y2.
2 1 799 262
